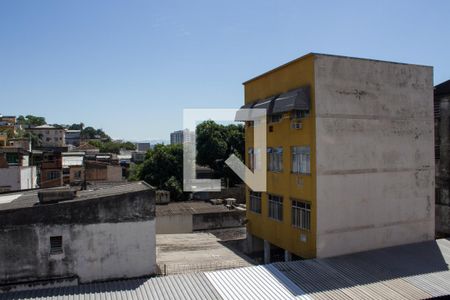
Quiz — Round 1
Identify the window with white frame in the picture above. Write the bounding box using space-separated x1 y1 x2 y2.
268 194 283 220
268 147 283 172
292 146 310 174
249 191 262 213
291 200 311 230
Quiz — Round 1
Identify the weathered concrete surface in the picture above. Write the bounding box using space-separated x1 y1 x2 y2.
436 204 450 234
0 221 156 286
155 201 245 234
314 55 435 257
0 183 156 285
156 230 253 275
435 93 450 236
156 214 192 234
193 210 245 231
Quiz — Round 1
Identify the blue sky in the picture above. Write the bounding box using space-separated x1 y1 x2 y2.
1 0 449 141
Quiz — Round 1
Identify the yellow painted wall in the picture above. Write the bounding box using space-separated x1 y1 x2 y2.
244 54 317 258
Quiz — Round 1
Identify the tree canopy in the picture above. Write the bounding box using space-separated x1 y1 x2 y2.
88 140 136 154
131 144 186 200
196 121 244 185
81 126 111 140
17 115 46 126
131 120 245 200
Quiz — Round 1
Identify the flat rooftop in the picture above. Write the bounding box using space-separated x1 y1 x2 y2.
0 181 152 212
156 230 254 275
156 201 231 217
243 52 433 85
1 238 449 299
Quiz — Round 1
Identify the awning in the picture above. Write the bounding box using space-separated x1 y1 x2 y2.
252 96 276 114
235 96 275 121
272 86 310 114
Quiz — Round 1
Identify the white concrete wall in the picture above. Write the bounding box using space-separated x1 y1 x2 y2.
156 214 193 234
314 55 434 257
0 167 20 191
19 166 37 190
35 220 156 283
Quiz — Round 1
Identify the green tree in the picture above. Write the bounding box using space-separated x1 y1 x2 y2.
17 115 46 126
68 123 84 130
196 121 228 169
136 144 187 200
121 141 136 151
196 121 244 185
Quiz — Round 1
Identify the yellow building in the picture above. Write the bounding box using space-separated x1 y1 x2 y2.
243 53 435 262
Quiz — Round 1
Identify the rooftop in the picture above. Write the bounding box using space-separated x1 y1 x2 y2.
156 201 231 217
0 181 151 212
243 52 433 85
156 230 253 275
1 238 449 299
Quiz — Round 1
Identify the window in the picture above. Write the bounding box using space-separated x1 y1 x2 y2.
268 194 283 221
50 236 63 254
292 200 311 230
249 191 262 213
74 171 82 179
291 110 309 119
248 148 254 171
292 146 310 174
248 148 261 171
268 147 283 172
270 114 282 123
47 171 60 180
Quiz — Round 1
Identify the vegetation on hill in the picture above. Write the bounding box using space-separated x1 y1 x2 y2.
88 140 136 154
11 115 136 151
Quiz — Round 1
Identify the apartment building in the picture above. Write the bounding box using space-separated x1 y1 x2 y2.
65 129 81 147
243 53 434 261
0 147 37 192
26 125 66 147
434 79 450 237
170 129 193 145
0 115 18 137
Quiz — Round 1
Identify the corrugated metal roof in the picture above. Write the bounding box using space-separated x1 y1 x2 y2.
205 265 309 300
1 239 449 300
0 274 222 300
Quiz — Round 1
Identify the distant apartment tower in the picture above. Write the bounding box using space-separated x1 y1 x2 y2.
434 79 450 237
243 53 434 261
135 142 151 152
170 129 193 145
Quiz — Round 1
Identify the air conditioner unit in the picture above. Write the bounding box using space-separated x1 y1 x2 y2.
291 121 302 129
